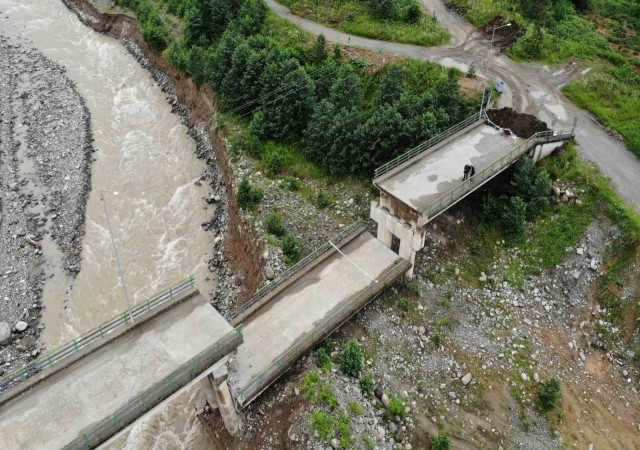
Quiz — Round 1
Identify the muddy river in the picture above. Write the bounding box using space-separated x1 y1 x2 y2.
0 0 219 447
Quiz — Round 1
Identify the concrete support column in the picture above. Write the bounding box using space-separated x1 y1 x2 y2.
201 366 240 436
376 215 393 249
398 238 417 279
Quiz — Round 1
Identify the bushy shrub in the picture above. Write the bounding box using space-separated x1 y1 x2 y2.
281 176 301 191
397 296 410 312
360 373 375 395
510 158 550 219
314 347 331 371
481 195 526 241
430 431 452 450
143 24 169 51
316 190 331 208
340 338 363 376
266 152 283 177
281 234 301 262
243 133 264 157
537 378 562 413
237 178 263 210
311 411 334 441
404 2 423 24
387 394 406 417
265 213 285 236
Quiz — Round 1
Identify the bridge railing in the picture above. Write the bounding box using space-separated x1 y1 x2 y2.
373 111 486 181
232 258 411 408
423 129 575 220
229 220 366 322
63 327 243 450
0 276 196 394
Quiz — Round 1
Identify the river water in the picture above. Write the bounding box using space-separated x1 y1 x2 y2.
0 0 218 447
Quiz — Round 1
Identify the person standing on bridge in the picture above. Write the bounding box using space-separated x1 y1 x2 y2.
463 164 476 181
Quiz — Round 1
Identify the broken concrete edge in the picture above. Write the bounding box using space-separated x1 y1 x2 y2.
230 225 367 327
232 258 412 410
63 328 243 450
372 118 486 187
0 287 199 407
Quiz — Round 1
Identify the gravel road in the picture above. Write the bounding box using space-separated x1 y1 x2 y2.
266 0 640 211
0 34 93 375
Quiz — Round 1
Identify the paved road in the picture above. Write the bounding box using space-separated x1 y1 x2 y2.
266 0 640 210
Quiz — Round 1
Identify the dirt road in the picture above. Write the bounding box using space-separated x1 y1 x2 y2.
266 0 640 211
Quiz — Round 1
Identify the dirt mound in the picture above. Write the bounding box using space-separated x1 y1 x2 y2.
483 16 522 48
486 107 549 139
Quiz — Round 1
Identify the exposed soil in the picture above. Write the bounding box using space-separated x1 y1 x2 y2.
482 16 523 49
487 107 550 139
0 34 93 375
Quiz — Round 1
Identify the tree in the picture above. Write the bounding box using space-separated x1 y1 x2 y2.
404 2 423 24
230 0 267 37
281 234 301 261
184 0 242 46
340 339 363 376
368 0 399 20
237 178 263 209
510 158 550 219
377 65 406 106
537 378 562 413
311 34 328 64
210 30 242 88
329 65 363 110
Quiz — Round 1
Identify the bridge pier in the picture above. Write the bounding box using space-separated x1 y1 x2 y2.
371 202 425 279
201 364 240 436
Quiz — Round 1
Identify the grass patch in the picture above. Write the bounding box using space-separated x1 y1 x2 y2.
279 0 450 46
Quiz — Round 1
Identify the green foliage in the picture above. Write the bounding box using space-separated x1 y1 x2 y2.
431 331 443 346
348 401 364 415
281 234 301 262
311 34 328 64
315 190 331 208
430 431 452 450
314 347 332 372
265 212 286 236
363 435 375 449
481 194 527 242
266 152 283 176
387 393 406 417
360 373 375 395
336 416 353 448
243 133 264 157
279 0 449 46
340 338 363 376
302 371 338 408
397 296 410 312
237 178 263 209
537 378 562 413
115 0 171 51
311 411 335 441
510 158 551 219
281 176 301 191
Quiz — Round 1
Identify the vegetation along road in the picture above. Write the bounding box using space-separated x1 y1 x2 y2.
266 0 640 211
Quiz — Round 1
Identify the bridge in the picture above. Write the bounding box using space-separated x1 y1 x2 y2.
0 110 574 449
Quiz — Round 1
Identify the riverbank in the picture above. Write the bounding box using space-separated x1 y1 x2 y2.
0 34 93 374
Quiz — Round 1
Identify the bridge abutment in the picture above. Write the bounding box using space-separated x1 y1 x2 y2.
371 202 426 279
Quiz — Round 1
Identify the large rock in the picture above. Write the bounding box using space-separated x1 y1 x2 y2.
0 321 11 345
265 265 275 281
461 373 473 386
15 320 28 332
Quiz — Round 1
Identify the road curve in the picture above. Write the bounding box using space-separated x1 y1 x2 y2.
266 0 640 210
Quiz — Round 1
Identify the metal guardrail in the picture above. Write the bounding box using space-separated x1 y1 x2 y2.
373 111 486 180
423 129 576 219
0 276 196 394
64 327 243 450
232 258 411 407
229 220 366 321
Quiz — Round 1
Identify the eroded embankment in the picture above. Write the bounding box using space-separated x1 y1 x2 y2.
61 0 265 311
0 35 93 374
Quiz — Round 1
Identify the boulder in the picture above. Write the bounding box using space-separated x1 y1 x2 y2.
265 265 275 281
0 321 11 345
461 373 473 386
15 321 28 332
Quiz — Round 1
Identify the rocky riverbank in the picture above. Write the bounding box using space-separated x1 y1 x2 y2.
0 34 93 376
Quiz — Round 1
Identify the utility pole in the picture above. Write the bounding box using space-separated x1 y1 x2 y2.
100 191 135 324
480 22 511 115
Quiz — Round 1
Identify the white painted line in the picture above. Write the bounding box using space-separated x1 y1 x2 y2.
329 241 378 283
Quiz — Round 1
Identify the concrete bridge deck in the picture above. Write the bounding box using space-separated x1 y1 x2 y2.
0 293 240 450
229 231 410 408
376 124 519 214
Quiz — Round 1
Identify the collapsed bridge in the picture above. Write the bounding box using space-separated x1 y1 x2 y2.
0 110 575 449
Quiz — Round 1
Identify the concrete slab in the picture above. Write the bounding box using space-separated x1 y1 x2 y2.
377 125 519 213
0 295 233 450
230 232 401 395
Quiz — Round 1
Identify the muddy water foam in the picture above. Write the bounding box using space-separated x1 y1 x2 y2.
0 0 218 447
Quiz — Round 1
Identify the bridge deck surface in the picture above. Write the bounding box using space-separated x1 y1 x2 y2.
229 232 402 401
0 295 232 450
377 125 518 213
